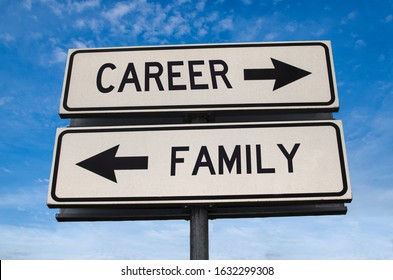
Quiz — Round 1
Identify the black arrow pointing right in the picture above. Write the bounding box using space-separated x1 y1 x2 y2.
76 145 148 183
244 58 311 91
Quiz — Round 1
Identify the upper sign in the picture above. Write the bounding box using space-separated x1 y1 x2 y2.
59 41 338 117
47 120 351 207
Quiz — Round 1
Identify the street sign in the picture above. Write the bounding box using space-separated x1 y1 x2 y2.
59 41 338 117
47 120 351 207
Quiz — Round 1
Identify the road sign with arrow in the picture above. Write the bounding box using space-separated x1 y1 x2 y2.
47 121 351 207
59 41 338 117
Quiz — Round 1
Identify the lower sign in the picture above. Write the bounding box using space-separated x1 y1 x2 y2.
47 121 351 207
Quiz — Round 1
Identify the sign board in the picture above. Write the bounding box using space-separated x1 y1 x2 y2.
47 121 351 207
59 41 338 117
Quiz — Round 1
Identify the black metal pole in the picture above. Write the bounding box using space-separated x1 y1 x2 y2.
190 207 209 260
188 115 210 260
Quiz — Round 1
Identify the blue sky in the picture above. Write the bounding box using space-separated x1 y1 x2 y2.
0 0 392 259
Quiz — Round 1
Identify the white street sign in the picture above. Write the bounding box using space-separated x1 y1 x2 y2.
47 121 351 207
59 41 338 117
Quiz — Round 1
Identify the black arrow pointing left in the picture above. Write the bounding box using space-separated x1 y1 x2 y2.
76 145 148 183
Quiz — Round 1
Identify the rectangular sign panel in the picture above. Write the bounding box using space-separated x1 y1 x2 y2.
47 121 351 207
59 41 338 117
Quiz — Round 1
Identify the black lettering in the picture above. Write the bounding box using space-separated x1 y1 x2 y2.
170 146 189 176
277 143 300 173
246 144 252 174
218 145 241 174
168 61 186 90
256 144 275 173
192 146 216 175
118 63 141 92
209 60 232 89
145 62 164 91
96 63 116 93
188 60 209 90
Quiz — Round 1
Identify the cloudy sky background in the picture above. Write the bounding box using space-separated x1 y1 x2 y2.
1 0 393 259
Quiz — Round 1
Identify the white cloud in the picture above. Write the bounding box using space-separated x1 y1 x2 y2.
355 39 366 48
343 83 393 190
210 206 393 259
1 180 393 260
241 0 252 4
0 221 189 259
33 0 100 15
347 11 357 20
37 43 68 66
0 167 12 173
164 14 191 37
70 38 94 49
0 185 47 209
341 10 358 24
313 28 326 37
29 32 43 40
285 22 297 33
0 96 13 106
0 184 190 259
196 0 206 11
51 47 67 64
102 1 139 23
35 178 50 184
75 18 102 34
235 17 265 41
97 0 240 44
71 0 100 13
75 18 85 28
197 28 208 37
206 11 219 22
43 0 64 16
383 14 393 23
264 32 278 41
22 0 32 10
71 40 87 49
214 17 234 32
0 33 15 43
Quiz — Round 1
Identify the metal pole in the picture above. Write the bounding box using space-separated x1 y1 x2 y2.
188 115 209 260
190 207 209 260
